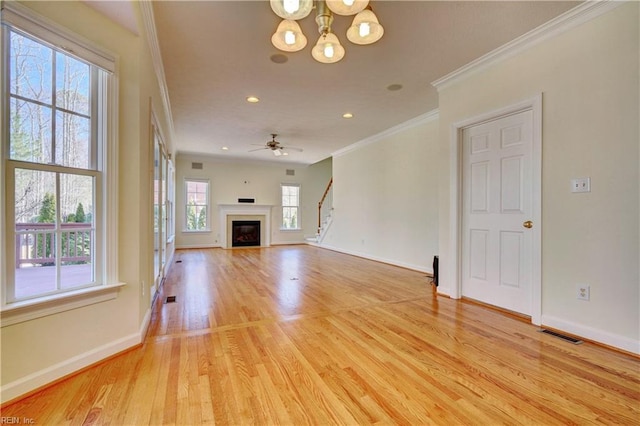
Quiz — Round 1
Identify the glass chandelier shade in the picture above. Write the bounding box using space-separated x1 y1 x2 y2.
272 19 307 52
269 0 383 63
346 8 384 45
312 32 345 63
270 0 314 20
325 0 369 16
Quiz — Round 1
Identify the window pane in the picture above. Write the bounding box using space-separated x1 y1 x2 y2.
55 110 90 168
282 207 298 229
282 185 299 207
194 192 206 204
10 98 53 163
196 206 207 229
14 169 57 299
56 52 90 115
60 174 94 288
10 32 53 104
14 168 56 223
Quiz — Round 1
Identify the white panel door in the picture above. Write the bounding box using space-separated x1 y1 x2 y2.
461 110 533 315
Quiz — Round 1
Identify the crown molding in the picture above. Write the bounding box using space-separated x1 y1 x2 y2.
332 109 439 158
432 0 625 91
139 1 176 151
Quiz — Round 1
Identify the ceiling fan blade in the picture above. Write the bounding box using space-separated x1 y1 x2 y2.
248 147 267 152
284 146 303 152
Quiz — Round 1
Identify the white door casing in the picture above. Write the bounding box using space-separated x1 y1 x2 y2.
447 95 542 324
462 110 533 315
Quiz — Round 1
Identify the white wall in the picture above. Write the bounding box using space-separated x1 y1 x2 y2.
322 113 440 273
436 3 639 352
175 156 332 248
0 1 174 402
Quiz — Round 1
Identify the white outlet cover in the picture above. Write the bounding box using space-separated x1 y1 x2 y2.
577 284 590 301
571 177 591 193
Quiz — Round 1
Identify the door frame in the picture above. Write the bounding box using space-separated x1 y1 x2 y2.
447 94 542 325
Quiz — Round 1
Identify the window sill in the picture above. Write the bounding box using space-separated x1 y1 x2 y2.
280 228 302 232
182 229 211 234
0 283 126 327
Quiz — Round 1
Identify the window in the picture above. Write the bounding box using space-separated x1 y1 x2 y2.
281 184 300 230
2 3 117 309
184 179 209 231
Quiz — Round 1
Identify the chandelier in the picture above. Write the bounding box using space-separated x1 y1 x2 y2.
270 0 384 64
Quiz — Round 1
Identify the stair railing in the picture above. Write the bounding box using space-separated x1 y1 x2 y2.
317 178 333 234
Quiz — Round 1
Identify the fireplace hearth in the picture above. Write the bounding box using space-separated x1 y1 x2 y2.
232 221 261 247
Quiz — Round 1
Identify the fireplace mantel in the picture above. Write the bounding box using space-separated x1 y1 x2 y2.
218 204 273 248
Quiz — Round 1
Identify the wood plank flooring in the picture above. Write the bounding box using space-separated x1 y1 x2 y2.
3 246 639 425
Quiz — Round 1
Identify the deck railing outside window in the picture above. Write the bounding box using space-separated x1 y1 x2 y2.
15 222 93 268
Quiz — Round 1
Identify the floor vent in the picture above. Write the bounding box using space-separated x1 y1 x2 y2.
538 329 583 345
165 296 177 303
176 260 182 263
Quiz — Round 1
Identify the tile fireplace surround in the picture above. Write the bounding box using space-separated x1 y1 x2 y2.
218 204 272 248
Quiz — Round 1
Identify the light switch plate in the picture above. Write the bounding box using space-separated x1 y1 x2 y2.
571 177 590 193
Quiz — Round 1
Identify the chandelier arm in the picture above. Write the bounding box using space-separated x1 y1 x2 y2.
314 0 334 35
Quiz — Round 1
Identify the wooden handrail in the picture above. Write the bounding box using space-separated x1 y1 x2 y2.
317 178 333 233
15 222 93 267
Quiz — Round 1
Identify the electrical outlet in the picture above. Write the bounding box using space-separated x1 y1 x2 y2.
571 177 591 193
577 284 590 301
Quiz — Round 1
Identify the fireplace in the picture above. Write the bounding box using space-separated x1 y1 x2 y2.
219 204 272 248
232 221 261 247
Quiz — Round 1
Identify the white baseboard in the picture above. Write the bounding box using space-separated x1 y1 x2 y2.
1 316 150 404
139 307 152 341
310 242 433 275
175 243 220 250
541 314 639 355
271 241 307 246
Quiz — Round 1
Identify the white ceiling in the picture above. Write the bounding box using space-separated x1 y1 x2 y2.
89 1 580 165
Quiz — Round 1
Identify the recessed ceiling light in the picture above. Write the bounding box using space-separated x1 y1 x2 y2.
283 152 289 156
247 96 260 103
343 112 353 119
221 146 229 151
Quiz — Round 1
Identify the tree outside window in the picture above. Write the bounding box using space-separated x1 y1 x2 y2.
282 184 300 230
185 180 209 231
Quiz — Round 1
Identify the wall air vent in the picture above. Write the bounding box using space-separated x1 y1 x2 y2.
238 198 255 203
286 169 295 176
191 162 203 170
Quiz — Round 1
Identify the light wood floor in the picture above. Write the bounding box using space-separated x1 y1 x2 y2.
3 246 639 425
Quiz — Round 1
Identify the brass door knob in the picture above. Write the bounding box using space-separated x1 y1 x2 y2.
523 220 533 229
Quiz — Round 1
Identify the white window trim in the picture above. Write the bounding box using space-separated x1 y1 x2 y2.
280 183 301 231
183 178 210 232
0 2 123 326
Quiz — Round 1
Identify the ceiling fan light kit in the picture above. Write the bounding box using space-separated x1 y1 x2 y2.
250 134 303 157
270 0 383 64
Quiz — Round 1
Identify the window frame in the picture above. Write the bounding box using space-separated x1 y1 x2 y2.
281 183 301 231
0 2 123 326
183 178 210 233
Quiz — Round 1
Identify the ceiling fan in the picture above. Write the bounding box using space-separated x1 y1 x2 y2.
249 134 303 156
